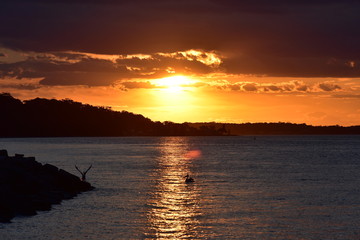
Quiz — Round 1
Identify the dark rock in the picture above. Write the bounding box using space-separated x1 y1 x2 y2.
0 199 15 223
43 163 59 174
0 150 94 223
0 149 8 157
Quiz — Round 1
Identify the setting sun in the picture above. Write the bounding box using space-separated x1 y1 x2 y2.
153 76 195 92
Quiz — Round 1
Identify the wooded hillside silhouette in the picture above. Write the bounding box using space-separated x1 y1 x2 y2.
1 93 359 137
0 93 223 137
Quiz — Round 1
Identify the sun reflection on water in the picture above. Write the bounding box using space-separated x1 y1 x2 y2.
145 137 203 239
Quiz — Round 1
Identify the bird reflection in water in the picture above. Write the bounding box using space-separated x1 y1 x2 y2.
145 137 204 239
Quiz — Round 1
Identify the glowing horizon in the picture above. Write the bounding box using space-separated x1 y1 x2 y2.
1 1 360 126
2 71 359 126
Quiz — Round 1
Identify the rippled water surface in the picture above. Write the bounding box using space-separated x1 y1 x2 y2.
0 136 360 239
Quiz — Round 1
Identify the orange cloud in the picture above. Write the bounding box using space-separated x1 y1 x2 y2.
120 81 159 90
210 80 342 93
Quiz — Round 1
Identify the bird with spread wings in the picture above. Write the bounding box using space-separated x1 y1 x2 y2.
75 164 92 181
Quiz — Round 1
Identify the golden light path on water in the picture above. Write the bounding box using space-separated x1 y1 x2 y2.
145 137 205 239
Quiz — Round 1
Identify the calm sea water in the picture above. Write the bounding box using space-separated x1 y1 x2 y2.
0 136 359 239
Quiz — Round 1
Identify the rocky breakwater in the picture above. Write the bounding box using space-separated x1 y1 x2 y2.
0 149 94 223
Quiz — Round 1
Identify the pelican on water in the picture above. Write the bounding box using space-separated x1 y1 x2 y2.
184 174 194 183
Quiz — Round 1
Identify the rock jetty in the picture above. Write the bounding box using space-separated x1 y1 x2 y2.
0 150 94 223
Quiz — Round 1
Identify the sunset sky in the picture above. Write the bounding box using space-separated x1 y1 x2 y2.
1 0 360 126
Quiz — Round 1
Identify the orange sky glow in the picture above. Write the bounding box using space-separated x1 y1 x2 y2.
1 1 360 126
2 65 359 126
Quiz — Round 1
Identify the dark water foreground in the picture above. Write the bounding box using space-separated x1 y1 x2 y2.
0 136 359 239
0 150 94 223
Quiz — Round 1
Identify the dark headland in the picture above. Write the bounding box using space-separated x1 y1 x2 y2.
0 149 94 223
1 92 359 136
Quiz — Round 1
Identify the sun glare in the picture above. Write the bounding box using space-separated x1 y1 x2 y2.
154 76 194 92
147 75 201 121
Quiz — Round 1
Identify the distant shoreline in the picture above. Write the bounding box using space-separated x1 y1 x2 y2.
1 93 359 137
1 133 360 138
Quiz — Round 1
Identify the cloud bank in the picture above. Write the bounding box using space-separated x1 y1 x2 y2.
0 49 221 87
0 0 360 78
211 80 342 93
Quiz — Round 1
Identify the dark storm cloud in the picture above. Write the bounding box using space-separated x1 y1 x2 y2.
0 56 132 86
0 50 218 86
0 52 139 86
1 0 360 77
221 56 360 78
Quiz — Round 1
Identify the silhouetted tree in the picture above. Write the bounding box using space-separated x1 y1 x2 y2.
1 93 359 137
